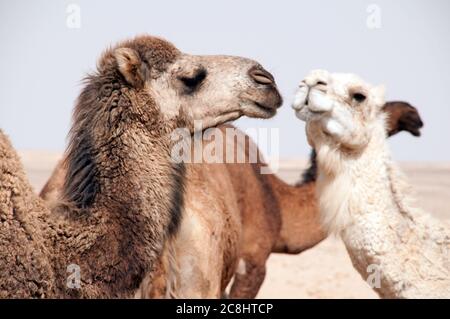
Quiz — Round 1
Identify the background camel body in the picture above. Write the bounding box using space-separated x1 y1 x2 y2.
0 35 282 298
294 69 450 298
40 102 422 298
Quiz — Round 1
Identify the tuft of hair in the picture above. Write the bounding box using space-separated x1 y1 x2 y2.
167 162 186 235
298 149 318 185
98 34 180 84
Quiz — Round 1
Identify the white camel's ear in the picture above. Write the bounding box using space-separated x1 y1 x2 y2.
371 84 386 109
114 47 146 88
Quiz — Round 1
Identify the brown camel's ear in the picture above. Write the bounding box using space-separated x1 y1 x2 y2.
114 47 146 88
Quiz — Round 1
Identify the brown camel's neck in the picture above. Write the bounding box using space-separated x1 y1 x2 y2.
51 74 186 297
267 151 326 254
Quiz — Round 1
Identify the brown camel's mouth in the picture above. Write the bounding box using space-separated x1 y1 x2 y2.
255 101 278 114
242 100 278 119
245 94 283 119
240 85 282 119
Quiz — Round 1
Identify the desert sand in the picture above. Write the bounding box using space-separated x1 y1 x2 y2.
19 152 450 299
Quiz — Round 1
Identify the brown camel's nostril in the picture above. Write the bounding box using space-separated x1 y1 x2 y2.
249 67 274 85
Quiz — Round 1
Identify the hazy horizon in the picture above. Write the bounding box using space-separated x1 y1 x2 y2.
1 0 449 161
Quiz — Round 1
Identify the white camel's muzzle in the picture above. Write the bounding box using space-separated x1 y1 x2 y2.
292 83 334 122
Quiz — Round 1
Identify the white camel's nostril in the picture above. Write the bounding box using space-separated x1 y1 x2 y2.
292 86 309 110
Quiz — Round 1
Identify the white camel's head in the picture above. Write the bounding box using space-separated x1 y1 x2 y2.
292 69 386 151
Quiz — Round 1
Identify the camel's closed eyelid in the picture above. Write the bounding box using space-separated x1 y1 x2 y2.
178 67 207 93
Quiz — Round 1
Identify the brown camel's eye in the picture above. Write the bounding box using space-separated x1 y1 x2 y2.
352 92 366 103
179 68 207 93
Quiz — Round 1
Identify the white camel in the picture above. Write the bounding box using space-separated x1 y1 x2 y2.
292 69 450 298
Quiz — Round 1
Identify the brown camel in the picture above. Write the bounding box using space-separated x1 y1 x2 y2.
0 35 282 298
40 99 422 298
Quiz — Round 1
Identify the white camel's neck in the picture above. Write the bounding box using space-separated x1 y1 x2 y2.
316 122 450 298
316 121 402 242
315 123 406 297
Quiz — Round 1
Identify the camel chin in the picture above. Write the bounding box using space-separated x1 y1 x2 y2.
241 101 278 119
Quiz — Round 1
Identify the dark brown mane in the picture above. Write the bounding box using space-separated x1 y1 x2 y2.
167 162 186 235
62 70 123 209
298 150 317 185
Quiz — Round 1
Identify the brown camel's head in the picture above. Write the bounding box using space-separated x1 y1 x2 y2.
383 101 423 137
104 35 282 132
64 35 282 209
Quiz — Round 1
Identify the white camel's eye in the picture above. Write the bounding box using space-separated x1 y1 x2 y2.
352 93 366 103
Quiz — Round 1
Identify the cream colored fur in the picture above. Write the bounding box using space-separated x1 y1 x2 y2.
293 70 450 298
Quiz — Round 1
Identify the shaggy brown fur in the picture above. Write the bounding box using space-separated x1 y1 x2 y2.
0 36 185 298
2 35 282 298
0 132 55 297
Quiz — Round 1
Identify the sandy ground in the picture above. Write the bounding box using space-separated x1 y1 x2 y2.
19 152 450 299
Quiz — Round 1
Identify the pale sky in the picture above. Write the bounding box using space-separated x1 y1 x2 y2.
1 0 449 160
